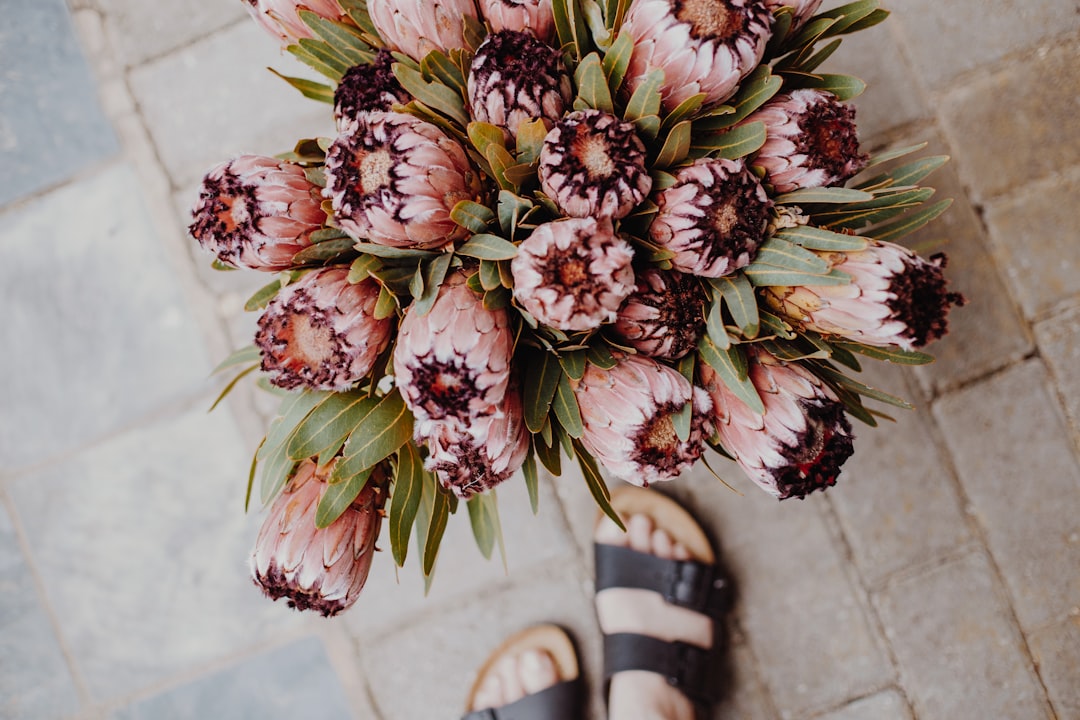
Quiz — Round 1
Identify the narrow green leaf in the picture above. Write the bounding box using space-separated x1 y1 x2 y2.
535 428 562 475
287 40 347 81
714 274 759 338
522 450 540 514
706 292 733 350
245 439 263 512
774 225 869 252
467 493 498 560
514 119 547 165
410 252 453 316
422 484 451 577
672 353 695 442
422 50 467 95
315 467 371 528
258 391 331 463
631 114 661 144
859 142 929 173
870 199 953 243
260 441 297 505
298 10 374 62
698 338 764 414
810 361 913 409
374 284 398 319
744 265 850 287
759 310 796 339
288 392 378 463
467 121 508 159
552 370 584 438
390 441 425 566
451 200 496 233
352 242 437 259
485 142 518 191
573 441 624 530
337 0 381 42
333 390 414 481
797 38 843 73
208 364 258 412
653 120 691 169
692 121 766 160
212 345 261 375
816 189 936 231
456 233 518 260
799 73 866 101
267 69 335 104
348 254 382 283
602 30 633 95
831 340 935 365
753 237 832 273
575 52 614 112
661 93 707 134
392 63 469 126
291 238 355 265
478 259 503 291
698 67 781 130
775 187 873 204
524 350 562 433
624 68 663 122
586 342 618 369
559 349 587 381
854 155 948 191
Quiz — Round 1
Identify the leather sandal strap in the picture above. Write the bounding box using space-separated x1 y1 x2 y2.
603 633 721 705
594 544 729 618
461 678 582 720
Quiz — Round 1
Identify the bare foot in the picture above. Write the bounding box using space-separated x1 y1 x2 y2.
596 512 714 720
470 647 561 711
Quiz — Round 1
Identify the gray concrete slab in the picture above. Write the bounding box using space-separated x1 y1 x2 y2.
1028 618 1080 720
812 689 913 720
95 0 247 68
1035 304 1080 442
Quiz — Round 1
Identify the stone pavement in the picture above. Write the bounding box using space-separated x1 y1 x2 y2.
1 0 1078 718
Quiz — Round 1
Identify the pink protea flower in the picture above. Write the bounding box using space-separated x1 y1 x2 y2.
467 30 572 142
648 157 771 278
573 353 713 486
251 458 383 617
243 0 346 46
763 0 822 30
255 268 393 391
414 388 529 499
189 155 326 271
699 347 853 500
538 109 652 220
324 111 481 249
393 272 514 422
478 0 556 42
511 217 636 332
367 0 479 61
760 241 965 349
743 89 868 193
612 268 707 360
622 0 773 112
334 49 411 127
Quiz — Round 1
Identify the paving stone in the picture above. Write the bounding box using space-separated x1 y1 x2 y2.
938 41 1080 200
890 0 1080 90
1028 617 1080 720
875 551 1051 720
1035 304 1080 441
361 563 604 720
827 363 971 587
984 170 1080 320
130 21 335 190
933 360 1080 631
708 631 780 720
812 688 913 720
7 408 304 703
96 0 247 68
112 636 359 720
0 505 81 720
0 164 211 471
0 0 118 206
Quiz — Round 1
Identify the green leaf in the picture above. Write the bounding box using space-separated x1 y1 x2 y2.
421 50 467 95
775 187 873 204
267 69 335 104
392 63 469 126
522 450 540 514
661 93 707 133
706 291 732 350
523 350 562 433
798 73 867 101
575 52 614 112
467 492 501 560
744 265 850 287
244 439 262 512
212 345 261 375
258 391 331 463
586 342 618 369
815 188 936 231
692 121 766 160
451 200 496 233
797 38 843 73
653 120 691 169
830 340 935 365
291 238 355 265
810 362 913 409
298 9 375 62
632 114 661 144
456 233 518 260
287 40 348 81
332 390 413 481
698 337 764 414
759 310 796 339
672 354 695 442
337 0 381 42
602 31 633 95
260 441 297 506
352 242 437 259
389 442 424 566
753 237 832 273
514 119 548 165
374 284 398 319
870 199 953 243
774 225 868 252
535 428 562 475
859 142 929 173
485 142 518 191
208 364 258 413
854 155 948 190
559 349 587 381
421 483 451 577
348 254 382 283
711 67 781 130
713 274 759 338
477 260 502 292
410 252 454 316
468 121 508 159
315 467 372 528
552 370 584 438
572 441 624 530
624 69 663 122
287 392 378 463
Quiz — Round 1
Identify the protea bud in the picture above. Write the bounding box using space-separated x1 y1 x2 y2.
763 0 823 30
573 353 713 486
467 30 572 142
324 111 481 249
622 0 773 112
648 158 771 278
699 347 853 500
761 241 964 349
538 109 651 220
743 89 868 193
251 458 383 616
243 0 346 46
255 268 393 390
478 0 556 42
612 268 707 360
393 272 513 421
511 217 636 332
367 0 479 61
334 50 411 126
189 155 326 271
414 388 529 499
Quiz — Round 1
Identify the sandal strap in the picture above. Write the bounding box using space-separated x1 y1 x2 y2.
461 678 582 720
603 633 721 705
594 544 729 617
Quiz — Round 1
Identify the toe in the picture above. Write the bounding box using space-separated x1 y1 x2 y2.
472 672 504 710
595 514 629 546
651 527 675 560
495 656 525 704
519 649 559 695
671 540 692 561
627 514 654 554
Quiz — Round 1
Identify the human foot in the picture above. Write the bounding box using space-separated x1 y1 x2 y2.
595 488 727 720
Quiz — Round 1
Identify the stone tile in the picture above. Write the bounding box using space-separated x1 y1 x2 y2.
96 0 247 68
344 470 579 639
0 505 82 720
130 22 335 190
828 363 971 587
1035 304 1080 440
938 42 1080 200
708 631 780 720
7 408 304 703
112 637 360 720
812 689 913 720
984 170 1080 319
1028 617 1080 720
0 0 118 206
875 551 1051 720
890 0 1080 90
0 164 211 470
361 563 605 720
933 360 1080 631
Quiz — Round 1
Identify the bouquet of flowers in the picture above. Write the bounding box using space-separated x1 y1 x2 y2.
191 0 963 616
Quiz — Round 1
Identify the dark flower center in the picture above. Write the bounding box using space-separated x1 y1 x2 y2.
408 359 483 418
887 253 966 347
618 270 707 359
334 50 408 120
674 0 746 41
256 290 352 390
256 563 349 618
796 98 867 182
540 244 601 300
631 400 707 483
428 434 503 498
773 399 853 500
189 167 260 260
